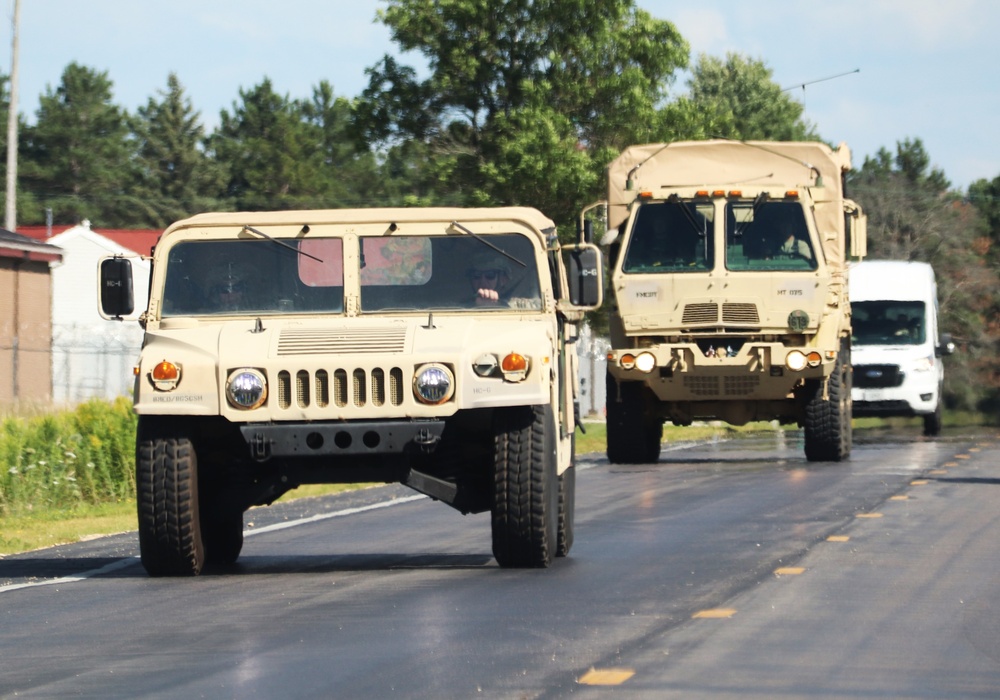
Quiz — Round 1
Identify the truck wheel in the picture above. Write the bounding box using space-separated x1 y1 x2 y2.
491 405 558 568
136 418 206 576
606 372 663 464
923 398 943 437
556 464 575 558
804 343 852 462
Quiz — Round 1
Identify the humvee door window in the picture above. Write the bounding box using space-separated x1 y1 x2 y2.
726 200 817 271
621 201 712 273
162 239 344 316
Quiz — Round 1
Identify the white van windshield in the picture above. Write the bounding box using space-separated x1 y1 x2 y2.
852 301 927 346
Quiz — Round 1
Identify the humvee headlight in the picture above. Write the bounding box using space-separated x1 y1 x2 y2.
226 368 267 409
413 364 454 405
634 352 656 373
785 351 807 372
150 360 182 391
473 353 499 377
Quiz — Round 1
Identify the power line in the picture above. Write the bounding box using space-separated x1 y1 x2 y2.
781 68 860 93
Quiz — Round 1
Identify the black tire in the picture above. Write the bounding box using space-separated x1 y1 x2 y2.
556 464 575 558
606 372 663 464
804 341 852 462
136 417 206 576
491 405 558 568
923 398 943 437
201 503 244 567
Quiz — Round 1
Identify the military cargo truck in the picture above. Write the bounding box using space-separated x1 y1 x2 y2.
99 207 602 575
588 140 866 463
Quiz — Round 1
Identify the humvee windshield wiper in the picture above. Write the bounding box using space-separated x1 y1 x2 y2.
242 225 323 263
450 221 527 268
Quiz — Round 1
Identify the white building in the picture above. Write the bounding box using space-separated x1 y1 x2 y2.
26 221 155 404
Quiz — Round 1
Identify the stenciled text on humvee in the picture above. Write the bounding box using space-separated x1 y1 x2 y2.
100 207 602 576
586 140 866 463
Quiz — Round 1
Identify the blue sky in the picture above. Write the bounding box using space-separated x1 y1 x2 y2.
4 1 998 190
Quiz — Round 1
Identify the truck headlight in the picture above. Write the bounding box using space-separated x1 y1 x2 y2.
785 351 807 371
634 352 656 373
226 368 267 409
413 364 454 405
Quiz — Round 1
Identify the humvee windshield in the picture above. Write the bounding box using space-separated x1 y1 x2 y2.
160 233 542 316
726 200 817 272
852 301 927 346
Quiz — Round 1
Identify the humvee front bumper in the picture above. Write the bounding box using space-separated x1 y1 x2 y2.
239 419 446 461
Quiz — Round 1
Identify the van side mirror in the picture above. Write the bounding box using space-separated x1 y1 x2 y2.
563 244 603 309
938 332 956 357
99 257 135 320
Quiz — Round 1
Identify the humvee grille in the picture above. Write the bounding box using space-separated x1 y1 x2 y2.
277 327 408 355
276 367 405 409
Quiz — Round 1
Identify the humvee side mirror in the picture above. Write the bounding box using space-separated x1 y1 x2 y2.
99 257 135 320
564 244 603 309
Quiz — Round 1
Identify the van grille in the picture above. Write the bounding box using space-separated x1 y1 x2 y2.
277 327 408 355
276 367 405 409
854 364 904 389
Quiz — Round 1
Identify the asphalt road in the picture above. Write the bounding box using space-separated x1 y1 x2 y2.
2 426 999 699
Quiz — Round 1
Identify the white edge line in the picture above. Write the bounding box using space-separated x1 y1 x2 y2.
0 493 428 594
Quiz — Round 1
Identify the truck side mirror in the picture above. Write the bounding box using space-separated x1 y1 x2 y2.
99 257 135 320
563 244 603 308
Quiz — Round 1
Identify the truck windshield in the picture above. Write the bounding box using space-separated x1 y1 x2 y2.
621 201 712 273
726 200 817 271
852 301 927 346
160 233 542 317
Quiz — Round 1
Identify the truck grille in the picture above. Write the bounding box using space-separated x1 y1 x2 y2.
276 367 405 409
277 327 408 355
683 375 760 396
681 303 760 326
854 364 904 389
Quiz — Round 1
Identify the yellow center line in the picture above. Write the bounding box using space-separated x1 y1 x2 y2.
827 535 850 542
693 608 737 619
930 469 949 474
856 512 883 518
910 480 928 485
955 454 970 460
890 495 909 501
775 567 805 575
578 669 635 686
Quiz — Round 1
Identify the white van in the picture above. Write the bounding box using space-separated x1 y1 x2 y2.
849 260 954 436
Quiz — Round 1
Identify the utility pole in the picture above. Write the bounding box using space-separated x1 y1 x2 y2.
5 0 20 232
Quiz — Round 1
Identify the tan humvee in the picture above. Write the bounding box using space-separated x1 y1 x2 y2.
99 207 602 575
586 140 866 463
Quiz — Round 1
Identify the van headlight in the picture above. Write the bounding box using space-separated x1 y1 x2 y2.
413 363 454 405
226 368 267 409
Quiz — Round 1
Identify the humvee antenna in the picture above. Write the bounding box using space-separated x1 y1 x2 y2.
782 68 860 93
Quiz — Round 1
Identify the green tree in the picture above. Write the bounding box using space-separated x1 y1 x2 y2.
208 78 320 211
355 0 689 231
664 53 819 142
849 139 999 411
131 73 224 226
21 63 140 226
